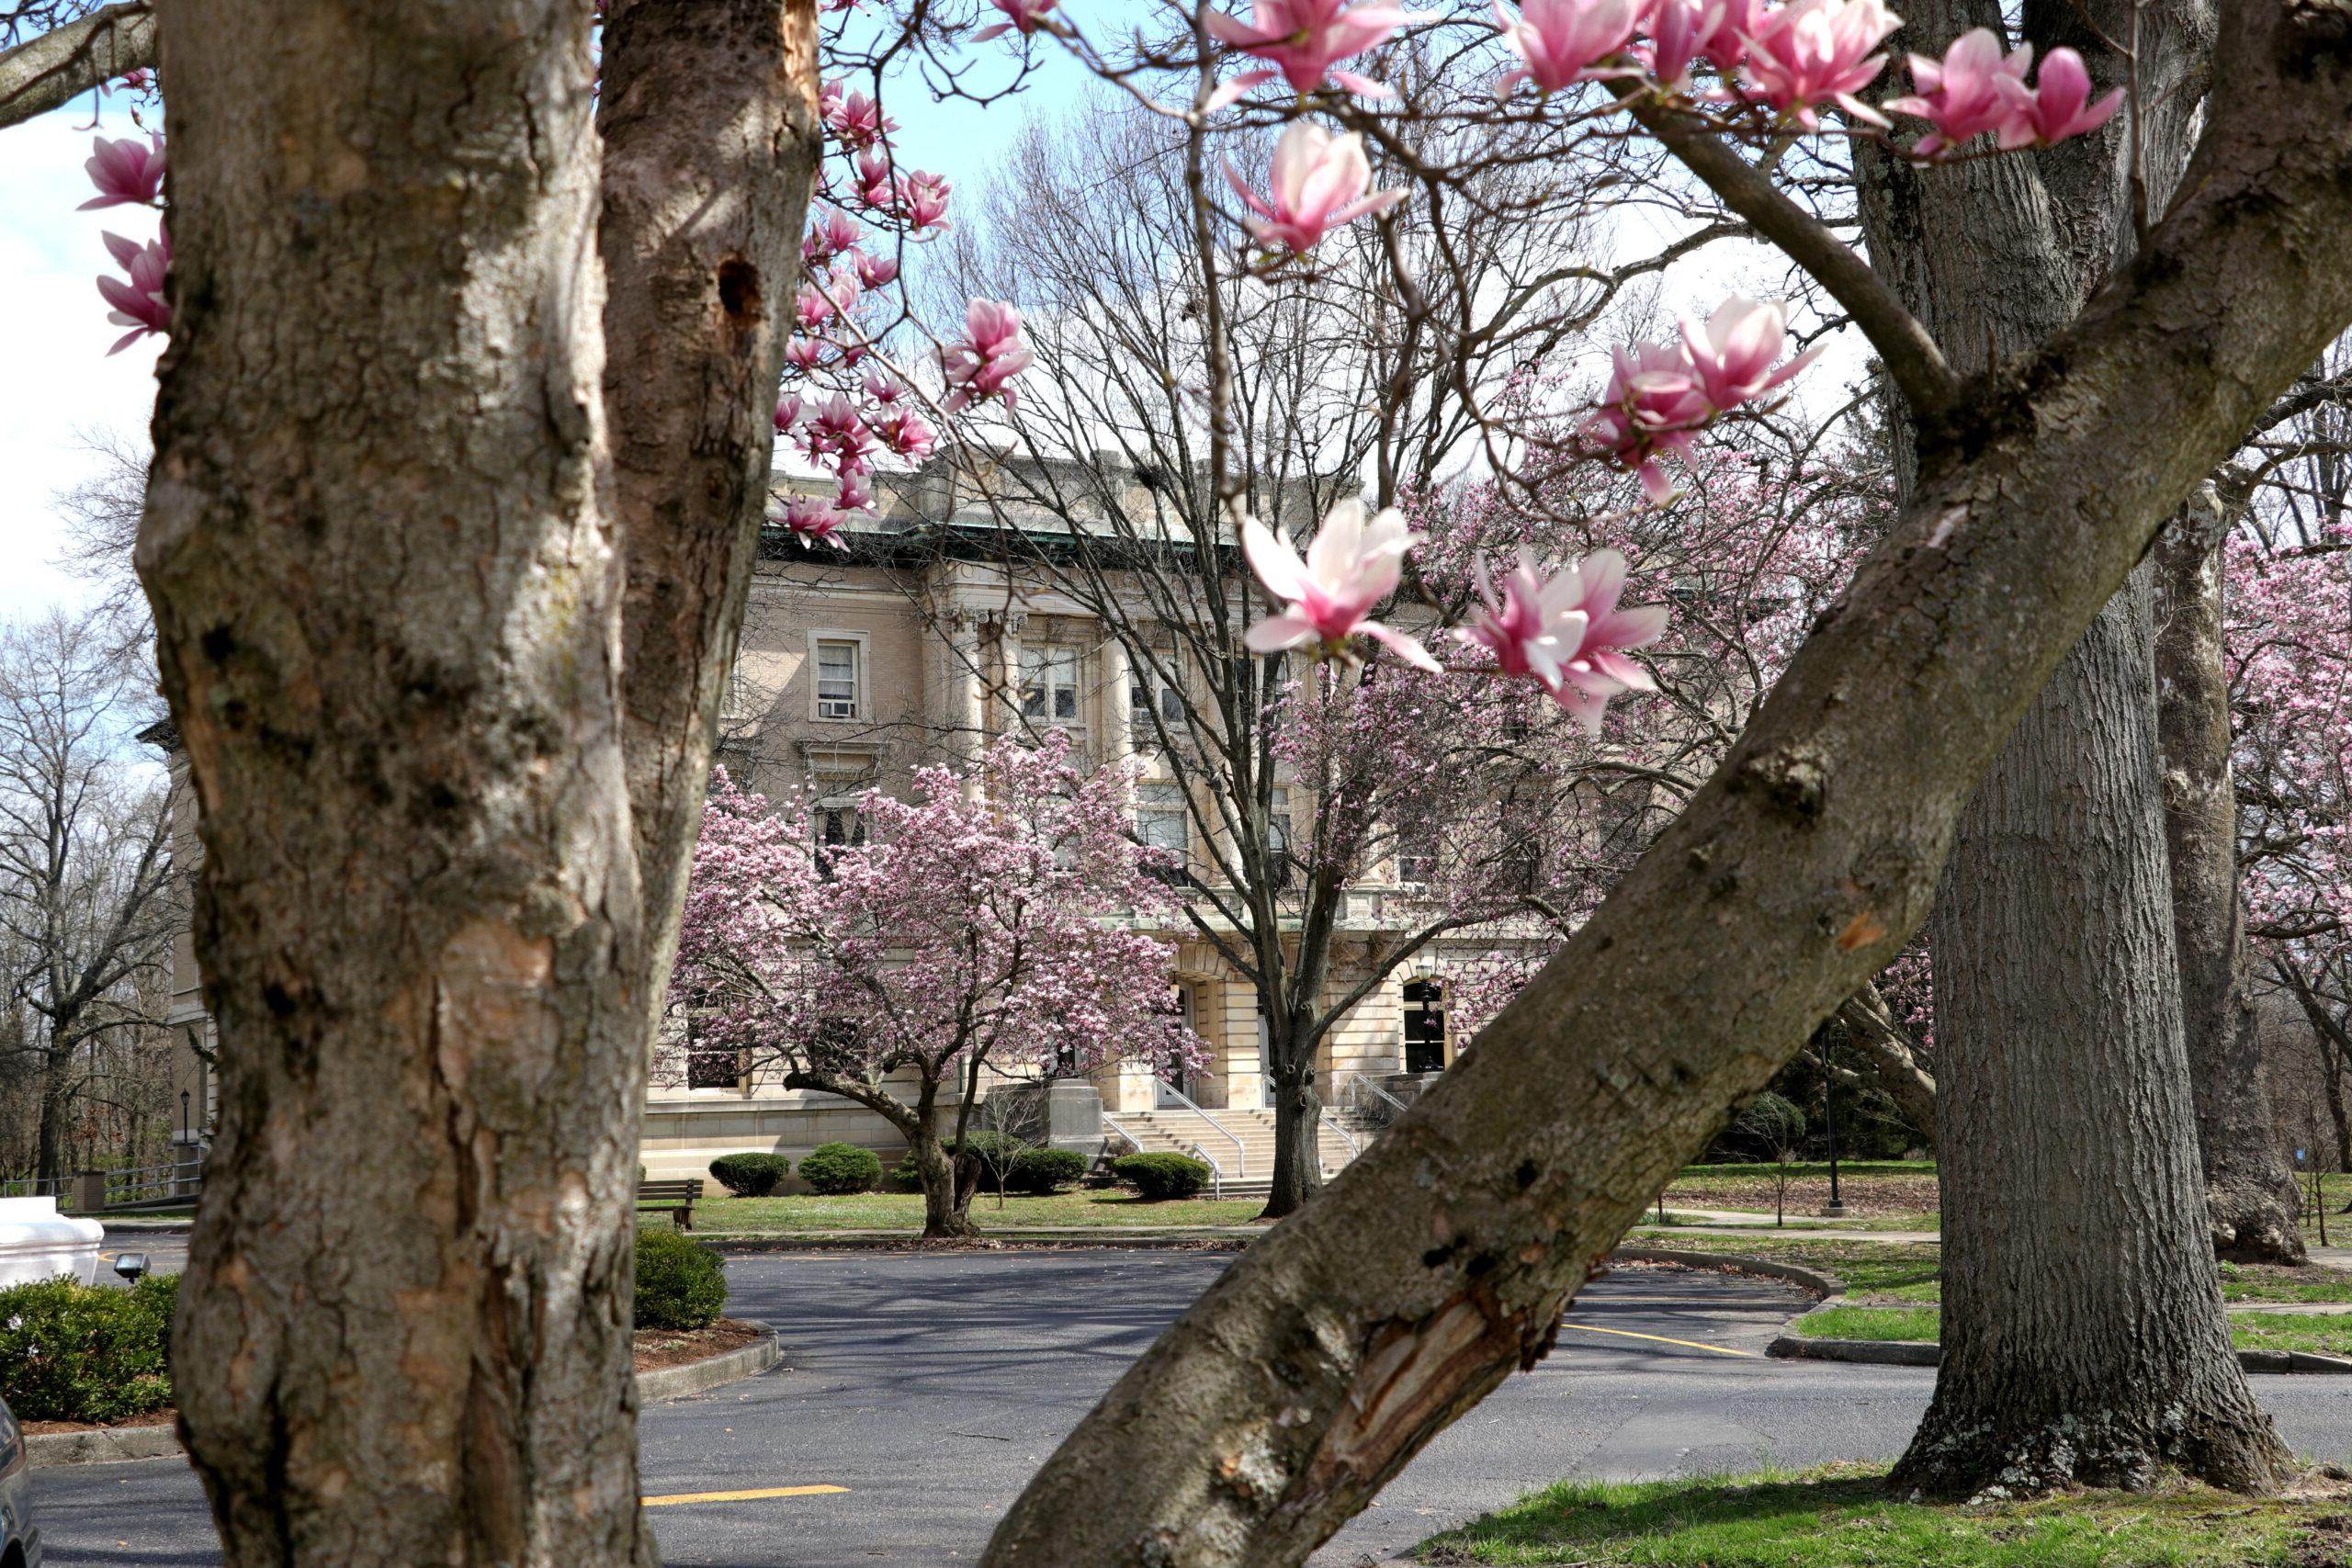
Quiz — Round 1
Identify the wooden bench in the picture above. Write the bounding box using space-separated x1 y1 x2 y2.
635 1179 702 1231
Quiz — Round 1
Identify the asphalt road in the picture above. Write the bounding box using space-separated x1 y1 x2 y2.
31 1249 2352 1566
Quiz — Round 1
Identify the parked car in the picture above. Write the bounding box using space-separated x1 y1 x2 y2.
0 1393 38 1567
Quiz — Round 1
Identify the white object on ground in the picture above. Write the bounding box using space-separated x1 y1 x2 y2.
0 1195 106 1287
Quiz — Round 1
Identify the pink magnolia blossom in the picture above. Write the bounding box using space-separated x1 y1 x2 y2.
854 151 896 209
835 470 876 513
897 169 952 234
861 367 905 405
1584 339 1712 504
1544 547 1668 733
1883 27 2031 154
96 225 169 355
802 392 875 473
1223 122 1404 255
785 336 826 373
795 285 838 333
941 298 1032 412
803 207 862 265
774 495 848 549
824 85 897 150
1993 46 2124 148
80 133 164 209
775 394 802 434
1676 295 1823 412
1243 500 1440 670
1639 0 1725 89
973 0 1062 40
853 248 899 290
1457 550 1591 687
876 408 936 459
1492 0 1643 96
1691 0 1768 70
1736 0 1900 130
1204 0 1429 102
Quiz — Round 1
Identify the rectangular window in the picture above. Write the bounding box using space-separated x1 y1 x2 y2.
816 797 866 879
1396 819 1437 885
1136 782 1189 884
1020 646 1082 724
815 639 861 720
1129 658 1186 739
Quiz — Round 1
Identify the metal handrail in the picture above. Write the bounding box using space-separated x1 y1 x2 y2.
1100 1113 1144 1155
1319 1110 1361 1161
1184 1142 1226 1201
1152 1077 1247 1180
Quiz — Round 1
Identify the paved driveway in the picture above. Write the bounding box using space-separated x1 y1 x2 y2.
30 1249 2352 1565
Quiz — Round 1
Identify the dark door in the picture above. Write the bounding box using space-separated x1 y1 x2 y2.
1403 980 1445 1074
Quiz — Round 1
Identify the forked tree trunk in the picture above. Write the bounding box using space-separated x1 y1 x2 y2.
2155 499 2306 1264
916 1122 980 1240
1861 0 2287 1497
978 18 2352 1556
144 1 815 1561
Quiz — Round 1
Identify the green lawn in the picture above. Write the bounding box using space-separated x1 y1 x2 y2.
1794 1303 2352 1358
1418 1465 2349 1566
689 1190 1266 1232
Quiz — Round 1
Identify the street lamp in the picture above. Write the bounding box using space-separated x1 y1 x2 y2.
180 1089 191 1145
1821 1063 1846 1216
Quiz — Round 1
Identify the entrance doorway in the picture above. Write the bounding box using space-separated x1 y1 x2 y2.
1158 984 1200 1108
1403 979 1446 1074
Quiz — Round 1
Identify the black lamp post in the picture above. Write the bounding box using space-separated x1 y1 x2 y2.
180 1089 191 1144
1821 1064 1846 1216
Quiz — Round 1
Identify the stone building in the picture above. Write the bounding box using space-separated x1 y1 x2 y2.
154 449 1546 1200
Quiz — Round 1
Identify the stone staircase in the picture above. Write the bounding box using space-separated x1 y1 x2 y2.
1107 1106 1372 1201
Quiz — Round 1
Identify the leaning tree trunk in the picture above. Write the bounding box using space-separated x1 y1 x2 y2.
1862 0 2288 1497
2156 496 2306 1264
143 1 815 1562
978 14 2352 1558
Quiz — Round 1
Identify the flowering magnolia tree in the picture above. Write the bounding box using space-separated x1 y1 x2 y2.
669 733 1202 1238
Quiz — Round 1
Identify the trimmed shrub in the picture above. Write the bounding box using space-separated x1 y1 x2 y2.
1113 1152 1212 1201
635 1226 727 1330
707 1152 792 1198
1007 1146 1089 1195
0 1272 177 1423
799 1142 883 1196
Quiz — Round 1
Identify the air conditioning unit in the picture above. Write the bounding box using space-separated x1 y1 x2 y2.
818 697 856 719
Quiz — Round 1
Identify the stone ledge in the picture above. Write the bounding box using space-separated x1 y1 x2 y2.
638 1325 783 1403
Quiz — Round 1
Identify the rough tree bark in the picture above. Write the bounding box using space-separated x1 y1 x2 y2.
1833 982 1938 1153
145 1 815 1562
979 10 2352 1561
2156 492 2307 1263
1859 0 2289 1495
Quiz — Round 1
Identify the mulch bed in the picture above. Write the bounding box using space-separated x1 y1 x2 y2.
630 1316 769 1372
1668 1175 1939 1218
22 1319 775 1435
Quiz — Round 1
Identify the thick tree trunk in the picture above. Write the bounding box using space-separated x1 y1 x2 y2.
2156 500 2306 1263
1894 563 2289 1495
979 17 2352 1557
1835 985 1938 1153
1261 1073 1324 1219
1861 0 2286 1497
142 1 815 1562
143 3 650 1562
916 1122 979 1241
596 0 820 1036
34 1045 71 1188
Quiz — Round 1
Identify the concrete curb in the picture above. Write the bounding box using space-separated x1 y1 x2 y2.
23 1423 184 1468
1769 1334 1939 1366
1611 1245 1846 1302
637 1325 784 1403
24 1325 786 1467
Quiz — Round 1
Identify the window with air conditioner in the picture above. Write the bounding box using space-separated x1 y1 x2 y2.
814 638 861 720
1136 782 1189 885
1128 657 1186 740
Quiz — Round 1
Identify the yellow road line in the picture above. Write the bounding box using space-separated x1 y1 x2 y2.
1560 1323 1759 1358
641 1484 850 1508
